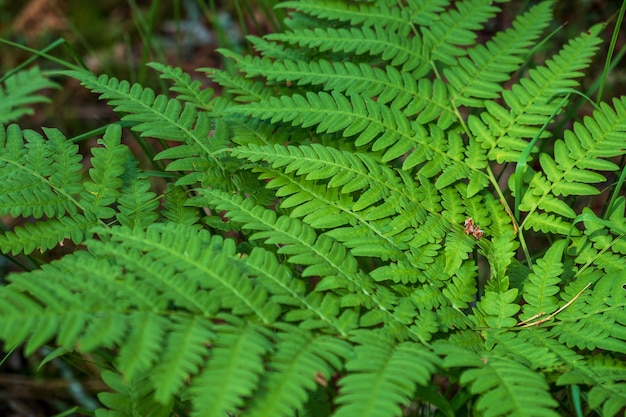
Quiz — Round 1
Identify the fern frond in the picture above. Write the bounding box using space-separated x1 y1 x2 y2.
520 97 626 234
190 188 433 341
556 353 626 417
190 188 362 284
519 240 566 321
190 319 273 417
0 124 117 254
205 67 273 102
276 1 414 36
231 91 487 189
571 206 626 273
223 50 457 128
441 263 478 309
0 222 280 356
96 370 174 417
0 125 83 218
188 188 364 334
117 313 170 380
81 124 132 219
244 328 351 417
333 332 440 417
231 143 402 212
115 158 159 228
265 26 428 73
421 0 502 65
588 383 626 417
445 1 554 107
0 215 94 255
62 70 215 153
0 67 59 123
474 289 520 328
151 316 214 403
100 223 282 324
147 62 216 110
469 24 604 163
553 271 626 354
487 328 582 371
161 184 200 225
459 354 560 417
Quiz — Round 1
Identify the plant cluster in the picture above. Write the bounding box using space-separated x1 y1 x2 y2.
1 1 625 416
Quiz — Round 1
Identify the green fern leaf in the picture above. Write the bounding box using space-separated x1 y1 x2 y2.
116 159 159 228
554 271 626 354
520 97 626 234
588 384 626 417
117 313 170 381
81 124 131 219
470 24 604 163
220 51 454 126
147 62 216 110
442 263 478 309
190 320 273 417
0 214 94 255
266 26 427 73
62 70 214 154
231 143 402 213
148 316 214 403
0 125 82 219
459 354 560 417
161 184 200 225
245 328 351 417
489 327 584 371
445 1 553 107
190 188 362 286
206 67 273 102
571 207 626 273
96 370 174 417
422 0 502 65
276 1 414 36
519 240 566 321
0 67 59 123
334 332 440 417
474 289 520 328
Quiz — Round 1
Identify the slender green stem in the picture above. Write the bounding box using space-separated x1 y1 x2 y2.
596 1 626 104
0 38 84 72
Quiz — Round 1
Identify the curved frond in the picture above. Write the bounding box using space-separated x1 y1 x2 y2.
422 0 503 65
459 354 560 417
445 1 554 106
0 67 59 124
244 328 351 417
81 124 132 219
276 1 414 36
0 214 94 255
0 125 83 219
469 24 604 163
266 26 428 73
190 320 273 417
221 51 453 122
147 62 216 110
62 70 216 156
334 332 440 417
519 240 566 321
520 97 626 234
96 370 174 417
553 271 626 354
150 316 215 403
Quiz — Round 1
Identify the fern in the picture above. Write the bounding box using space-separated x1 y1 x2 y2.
1 1 626 416
0 66 59 124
